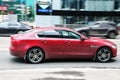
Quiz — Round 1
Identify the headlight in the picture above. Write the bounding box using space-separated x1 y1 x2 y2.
111 45 117 49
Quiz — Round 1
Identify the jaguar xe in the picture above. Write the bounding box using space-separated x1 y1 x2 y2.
10 27 117 63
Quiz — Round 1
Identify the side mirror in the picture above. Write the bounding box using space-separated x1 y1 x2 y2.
81 37 86 41
81 36 88 41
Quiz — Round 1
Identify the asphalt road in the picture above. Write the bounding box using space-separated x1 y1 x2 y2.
0 37 120 70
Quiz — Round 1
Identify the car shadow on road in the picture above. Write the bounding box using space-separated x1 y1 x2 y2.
11 58 117 64
11 58 26 64
45 58 116 63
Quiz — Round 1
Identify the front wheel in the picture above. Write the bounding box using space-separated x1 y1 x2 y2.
26 47 45 64
96 47 112 62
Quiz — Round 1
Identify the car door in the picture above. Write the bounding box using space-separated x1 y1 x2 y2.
89 24 100 35
37 29 64 59
89 23 108 36
7 23 18 34
60 30 91 59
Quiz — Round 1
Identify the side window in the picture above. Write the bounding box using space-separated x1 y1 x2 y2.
21 23 27 26
100 23 110 28
8 23 19 26
61 30 80 39
8 23 19 27
111 23 117 27
69 32 80 39
61 31 69 38
44 30 61 38
37 31 44 37
37 30 61 38
92 24 100 28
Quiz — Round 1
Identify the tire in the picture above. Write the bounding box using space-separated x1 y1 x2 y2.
81 31 88 36
107 32 116 39
26 47 45 64
96 47 112 62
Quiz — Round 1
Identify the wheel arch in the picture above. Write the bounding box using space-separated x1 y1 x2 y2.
107 30 118 35
24 46 46 60
93 46 112 61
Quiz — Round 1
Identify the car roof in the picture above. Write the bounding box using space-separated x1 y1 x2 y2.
95 21 116 24
34 27 79 34
35 26 73 31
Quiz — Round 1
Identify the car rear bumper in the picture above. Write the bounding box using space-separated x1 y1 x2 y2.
10 46 25 58
111 47 117 58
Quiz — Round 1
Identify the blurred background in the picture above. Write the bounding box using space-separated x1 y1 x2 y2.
0 0 120 28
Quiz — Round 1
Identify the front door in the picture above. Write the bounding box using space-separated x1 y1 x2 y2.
60 30 91 59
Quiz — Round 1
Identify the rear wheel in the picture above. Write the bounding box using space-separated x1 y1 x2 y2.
107 32 116 39
26 47 45 64
96 47 112 62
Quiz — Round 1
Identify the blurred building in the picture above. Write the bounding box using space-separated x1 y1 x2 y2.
0 0 34 21
1 0 120 26
36 0 120 26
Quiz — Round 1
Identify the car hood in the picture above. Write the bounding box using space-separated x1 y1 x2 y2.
89 37 116 46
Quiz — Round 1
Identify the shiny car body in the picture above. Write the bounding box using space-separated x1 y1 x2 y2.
10 27 117 63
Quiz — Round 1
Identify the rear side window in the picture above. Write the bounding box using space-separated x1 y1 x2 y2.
37 30 61 38
109 23 117 27
100 23 110 28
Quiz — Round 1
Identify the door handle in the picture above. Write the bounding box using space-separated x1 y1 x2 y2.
67 41 71 44
43 40 47 43
66 41 71 44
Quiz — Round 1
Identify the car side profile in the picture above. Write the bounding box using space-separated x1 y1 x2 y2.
74 21 119 39
0 22 32 36
10 27 117 64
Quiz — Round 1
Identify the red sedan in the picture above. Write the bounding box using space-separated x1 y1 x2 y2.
10 27 117 63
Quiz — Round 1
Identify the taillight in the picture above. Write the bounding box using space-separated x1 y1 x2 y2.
13 40 21 44
10 35 21 45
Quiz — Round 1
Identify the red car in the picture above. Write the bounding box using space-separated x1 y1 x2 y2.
10 27 117 63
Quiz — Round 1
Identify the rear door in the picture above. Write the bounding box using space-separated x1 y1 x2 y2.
37 29 64 59
90 23 108 36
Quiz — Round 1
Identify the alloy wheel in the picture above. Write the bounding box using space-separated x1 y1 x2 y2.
108 32 116 39
97 47 111 62
26 47 45 63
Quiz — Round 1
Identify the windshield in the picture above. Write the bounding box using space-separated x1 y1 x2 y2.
0 22 9 27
